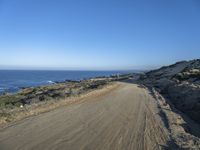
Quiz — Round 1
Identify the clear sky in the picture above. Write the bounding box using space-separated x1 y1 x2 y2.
0 0 200 70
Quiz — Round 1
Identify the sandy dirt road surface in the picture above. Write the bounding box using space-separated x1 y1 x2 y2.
0 82 171 150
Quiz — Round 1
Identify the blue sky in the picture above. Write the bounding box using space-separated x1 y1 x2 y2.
0 0 200 70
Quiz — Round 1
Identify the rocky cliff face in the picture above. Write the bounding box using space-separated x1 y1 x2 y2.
140 59 200 124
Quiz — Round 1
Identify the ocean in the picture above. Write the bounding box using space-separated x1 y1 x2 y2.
0 70 135 94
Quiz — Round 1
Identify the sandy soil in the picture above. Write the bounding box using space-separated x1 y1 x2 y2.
0 82 173 150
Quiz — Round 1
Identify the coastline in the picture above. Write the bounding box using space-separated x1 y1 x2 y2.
0 74 133 127
0 70 135 95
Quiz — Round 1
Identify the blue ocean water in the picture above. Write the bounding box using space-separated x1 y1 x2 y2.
0 70 134 94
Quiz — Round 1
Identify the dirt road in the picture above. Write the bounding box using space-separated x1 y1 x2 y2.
0 82 171 150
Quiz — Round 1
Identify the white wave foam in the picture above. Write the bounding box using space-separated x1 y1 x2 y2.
47 81 55 84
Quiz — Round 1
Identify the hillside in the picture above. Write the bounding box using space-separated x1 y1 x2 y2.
140 59 200 124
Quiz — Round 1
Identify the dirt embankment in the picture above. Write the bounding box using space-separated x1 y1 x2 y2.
149 86 200 149
138 59 200 148
140 59 200 124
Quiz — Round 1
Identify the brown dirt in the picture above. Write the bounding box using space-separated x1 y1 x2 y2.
0 82 173 150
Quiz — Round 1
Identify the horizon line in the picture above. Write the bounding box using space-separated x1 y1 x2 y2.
0 68 148 72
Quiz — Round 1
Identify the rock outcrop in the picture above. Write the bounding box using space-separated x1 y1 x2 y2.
140 59 200 124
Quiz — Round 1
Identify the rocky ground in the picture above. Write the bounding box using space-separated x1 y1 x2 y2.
139 59 200 148
139 59 200 124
